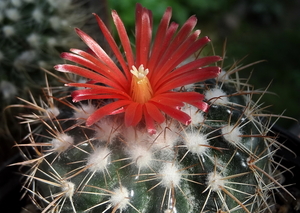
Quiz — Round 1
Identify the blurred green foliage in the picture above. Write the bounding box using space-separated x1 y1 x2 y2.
107 0 300 129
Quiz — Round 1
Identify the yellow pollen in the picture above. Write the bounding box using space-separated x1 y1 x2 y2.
130 65 153 103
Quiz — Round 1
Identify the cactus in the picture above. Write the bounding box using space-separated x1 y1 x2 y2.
0 0 94 102
0 0 106 164
15 3 292 213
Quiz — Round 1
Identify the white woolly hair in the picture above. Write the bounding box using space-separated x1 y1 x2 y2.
49 16 62 30
122 127 154 169
159 163 182 189
5 8 20 21
3 25 15 37
46 37 58 47
11 0 22 7
123 126 149 145
51 133 74 153
181 105 205 126
47 0 72 10
205 88 229 105
45 107 60 118
0 80 17 100
127 144 153 170
73 103 96 122
61 180 75 198
26 33 40 47
94 117 119 142
206 171 225 192
216 69 229 82
184 132 209 155
109 186 130 211
174 83 195 92
86 146 111 173
221 125 242 145
32 8 43 23
151 122 180 150
14 50 36 69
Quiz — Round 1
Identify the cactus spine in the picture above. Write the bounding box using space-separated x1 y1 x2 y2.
15 3 292 213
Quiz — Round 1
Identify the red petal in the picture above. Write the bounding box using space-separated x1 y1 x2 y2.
61 52 126 90
72 94 127 102
112 10 135 68
152 16 197 72
67 83 131 99
75 28 122 76
147 7 172 73
55 64 123 90
151 30 201 86
148 22 179 79
68 49 125 79
153 92 204 104
155 66 221 94
172 36 211 67
86 100 131 126
109 107 125 115
124 102 143 127
135 3 152 67
143 106 156 135
161 15 198 59
150 101 191 125
194 101 209 113
93 14 131 80
144 102 165 123
151 96 185 108
154 55 222 90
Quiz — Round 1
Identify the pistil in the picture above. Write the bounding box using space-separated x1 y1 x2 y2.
130 65 153 103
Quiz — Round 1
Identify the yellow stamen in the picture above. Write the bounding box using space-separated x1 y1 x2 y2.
130 65 153 103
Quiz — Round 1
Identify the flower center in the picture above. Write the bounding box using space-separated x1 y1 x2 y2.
130 65 153 103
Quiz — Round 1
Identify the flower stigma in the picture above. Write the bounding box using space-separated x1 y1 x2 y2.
130 65 153 103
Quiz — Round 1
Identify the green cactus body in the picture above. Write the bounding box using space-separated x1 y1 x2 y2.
16 3 290 213
19 76 279 213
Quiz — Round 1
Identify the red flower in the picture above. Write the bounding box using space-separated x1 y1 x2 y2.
55 3 221 134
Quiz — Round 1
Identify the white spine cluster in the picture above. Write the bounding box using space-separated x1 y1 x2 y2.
47 0 71 10
5 8 20 21
206 172 225 192
11 0 22 7
51 133 74 153
109 186 130 211
87 146 111 173
47 37 58 47
0 80 17 101
61 180 75 198
74 103 97 123
182 105 205 126
151 122 180 150
49 16 62 30
26 33 40 47
32 8 43 23
127 144 153 170
13 50 36 69
2 25 15 37
184 132 209 155
216 70 229 82
159 163 182 189
222 125 242 145
205 87 229 105
94 118 119 142
45 107 60 118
